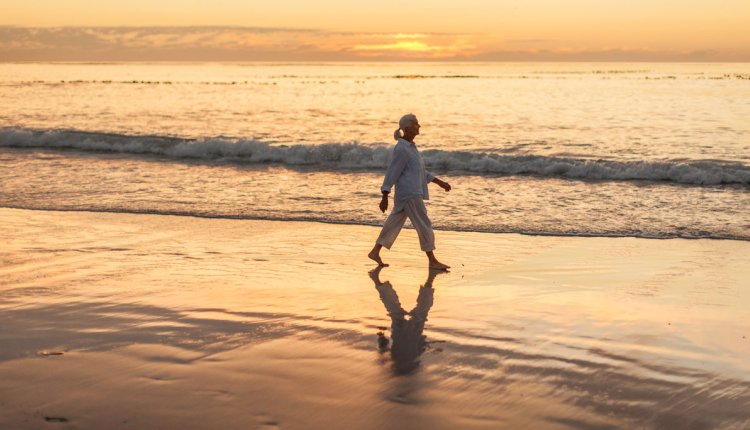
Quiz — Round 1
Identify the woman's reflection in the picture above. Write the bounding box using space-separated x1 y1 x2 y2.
369 267 444 375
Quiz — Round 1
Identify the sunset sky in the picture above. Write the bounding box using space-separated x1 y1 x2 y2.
1 0 749 61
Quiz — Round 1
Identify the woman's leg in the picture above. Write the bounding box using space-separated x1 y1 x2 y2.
376 208 408 250
403 199 435 252
369 208 408 266
404 200 449 270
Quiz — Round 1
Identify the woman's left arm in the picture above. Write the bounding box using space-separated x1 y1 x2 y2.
431 177 451 192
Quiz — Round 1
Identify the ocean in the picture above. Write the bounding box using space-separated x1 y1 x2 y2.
1 62 749 240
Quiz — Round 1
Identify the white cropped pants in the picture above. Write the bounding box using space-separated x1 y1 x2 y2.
376 198 435 252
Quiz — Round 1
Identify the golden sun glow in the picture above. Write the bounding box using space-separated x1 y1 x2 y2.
353 41 442 53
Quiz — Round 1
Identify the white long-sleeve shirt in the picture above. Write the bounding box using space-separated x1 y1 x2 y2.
381 138 435 211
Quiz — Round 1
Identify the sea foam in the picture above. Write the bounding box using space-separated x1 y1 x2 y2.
2 128 748 186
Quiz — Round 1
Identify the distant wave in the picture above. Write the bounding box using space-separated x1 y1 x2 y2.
3 73 750 85
2 128 749 186
391 75 480 79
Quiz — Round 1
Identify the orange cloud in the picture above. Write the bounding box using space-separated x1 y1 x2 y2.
0 26 745 62
392 33 429 39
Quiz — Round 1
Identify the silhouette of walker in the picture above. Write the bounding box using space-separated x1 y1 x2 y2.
369 267 445 375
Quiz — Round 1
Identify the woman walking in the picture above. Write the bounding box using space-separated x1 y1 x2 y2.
368 114 451 270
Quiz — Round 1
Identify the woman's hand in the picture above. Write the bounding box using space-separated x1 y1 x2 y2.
379 194 389 213
433 178 451 192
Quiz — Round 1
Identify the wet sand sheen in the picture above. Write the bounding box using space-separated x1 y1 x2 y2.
1 208 749 429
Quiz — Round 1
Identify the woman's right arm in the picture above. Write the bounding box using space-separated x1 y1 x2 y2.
379 146 408 212
381 145 408 193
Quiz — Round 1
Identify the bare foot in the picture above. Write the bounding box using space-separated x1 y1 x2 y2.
368 250 389 267
429 260 450 270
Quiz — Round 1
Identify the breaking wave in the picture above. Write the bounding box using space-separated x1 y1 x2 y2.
2 128 748 186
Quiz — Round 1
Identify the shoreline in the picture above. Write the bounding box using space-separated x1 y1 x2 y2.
3 205 747 242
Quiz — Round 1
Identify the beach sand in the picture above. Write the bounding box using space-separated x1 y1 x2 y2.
1 207 749 430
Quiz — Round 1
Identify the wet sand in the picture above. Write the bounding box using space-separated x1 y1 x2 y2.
1 208 749 430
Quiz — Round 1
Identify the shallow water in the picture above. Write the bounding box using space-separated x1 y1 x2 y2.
1 62 749 240
2 148 748 239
